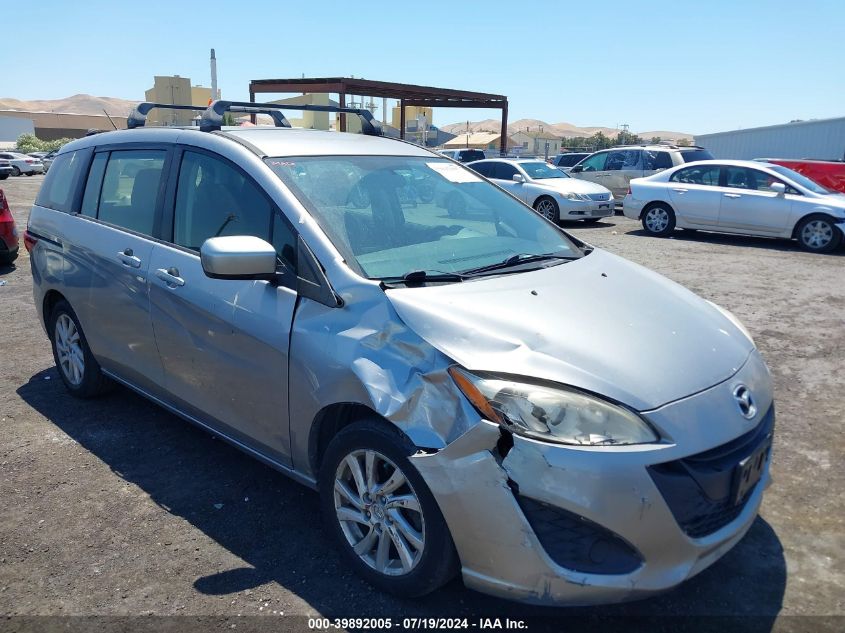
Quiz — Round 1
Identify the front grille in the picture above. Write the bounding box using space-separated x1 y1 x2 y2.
648 407 774 539
516 496 642 574
587 192 611 201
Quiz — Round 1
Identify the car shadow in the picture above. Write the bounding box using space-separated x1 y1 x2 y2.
16 369 787 629
627 228 845 255
560 220 617 229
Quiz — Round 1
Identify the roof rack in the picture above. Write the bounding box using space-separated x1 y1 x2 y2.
127 100 383 137
127 102 289 130
201 100 383 136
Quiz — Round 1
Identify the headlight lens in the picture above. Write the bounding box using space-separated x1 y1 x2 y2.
561 192 588 201
449 367 658 446
706 301 755 346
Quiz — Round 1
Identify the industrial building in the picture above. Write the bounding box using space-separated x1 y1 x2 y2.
144 76 213 126
0 110 128 141
695 117 845 161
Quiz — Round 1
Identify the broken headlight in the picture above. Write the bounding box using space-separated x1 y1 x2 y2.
449 367 658 446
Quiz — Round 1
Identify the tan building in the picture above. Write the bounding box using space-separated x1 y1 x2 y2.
391 104 433 131
511 129 562 156
0 110 129 140
443 132 518 152
144 76 215 126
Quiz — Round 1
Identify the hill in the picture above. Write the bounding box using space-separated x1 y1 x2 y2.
441 118 692 142
0 94 139 116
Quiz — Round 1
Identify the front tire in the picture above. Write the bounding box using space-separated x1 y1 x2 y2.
796 215 842 253
534 196 560 223
319 422 458 597
49 299 112 398
642 203 676 236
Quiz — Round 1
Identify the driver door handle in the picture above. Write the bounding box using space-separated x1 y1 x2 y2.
155 267 185 288
672 188 688 193
117 249 141 268
724 193 742 198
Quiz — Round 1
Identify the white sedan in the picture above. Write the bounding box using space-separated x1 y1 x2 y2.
467 158 614 223
623 159 845 252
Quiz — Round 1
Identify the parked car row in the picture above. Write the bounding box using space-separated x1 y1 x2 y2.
0 152 45 177
623 159 845 252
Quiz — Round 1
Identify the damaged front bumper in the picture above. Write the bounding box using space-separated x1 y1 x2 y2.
410 354 774 606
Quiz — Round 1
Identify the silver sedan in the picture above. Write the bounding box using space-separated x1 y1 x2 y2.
624 159 845 252
468 158 614 223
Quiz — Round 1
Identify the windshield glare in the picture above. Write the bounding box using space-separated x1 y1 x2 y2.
266 156 581 280
521 161 567 179
767 164 833 194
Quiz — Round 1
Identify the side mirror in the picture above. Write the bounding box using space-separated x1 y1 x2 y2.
570 165 584 173
770 182 786 195
512 174 525 183
200 235 277 280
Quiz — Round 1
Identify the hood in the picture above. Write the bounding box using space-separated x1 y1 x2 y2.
532 178 612 196
386 249 754 411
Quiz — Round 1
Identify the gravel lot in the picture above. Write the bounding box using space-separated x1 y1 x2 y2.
1 175 843 631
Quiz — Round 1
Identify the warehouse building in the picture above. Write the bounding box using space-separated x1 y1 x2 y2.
695 117 845 161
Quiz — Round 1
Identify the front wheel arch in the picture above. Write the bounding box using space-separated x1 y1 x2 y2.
793 213 844 252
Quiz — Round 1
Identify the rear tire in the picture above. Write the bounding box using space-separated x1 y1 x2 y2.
795 215 842 253
11 166 21 177
49 299 112 398
641 203 676 236
319 422 459 597
0 251 18 264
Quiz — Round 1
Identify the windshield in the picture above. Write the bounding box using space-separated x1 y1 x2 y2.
266 156 582 280
520 161 567 180
767 164 834 194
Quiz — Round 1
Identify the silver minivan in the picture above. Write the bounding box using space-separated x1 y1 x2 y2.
26 105 773 606
569 145 714 200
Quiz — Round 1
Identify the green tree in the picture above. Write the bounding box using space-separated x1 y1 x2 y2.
676 138 691 146
650 136 662 144
15 133 74 154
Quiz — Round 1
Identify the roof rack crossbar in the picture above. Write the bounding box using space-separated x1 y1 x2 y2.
200 100 383 136
128 102 208 129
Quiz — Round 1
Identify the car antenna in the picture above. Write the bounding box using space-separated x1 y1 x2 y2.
102 109 118 130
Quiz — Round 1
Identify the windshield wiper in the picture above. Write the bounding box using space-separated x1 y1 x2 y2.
460 252 581 276
379 270 467 288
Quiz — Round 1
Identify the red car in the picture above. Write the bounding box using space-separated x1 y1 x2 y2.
762 159 845 194
0 188 19 264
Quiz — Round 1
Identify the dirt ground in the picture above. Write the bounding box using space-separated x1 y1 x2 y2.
1 175 843 632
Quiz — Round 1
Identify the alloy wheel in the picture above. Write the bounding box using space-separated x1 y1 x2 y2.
801 219 833 250
536 199 557 221
645 207 670 233
55 314 84 386
333 449 425 576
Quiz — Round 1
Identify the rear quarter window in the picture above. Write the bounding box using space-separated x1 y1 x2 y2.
679 149 714 163
35 151 84 212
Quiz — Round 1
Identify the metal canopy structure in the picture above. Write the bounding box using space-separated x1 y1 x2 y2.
249 77 510 153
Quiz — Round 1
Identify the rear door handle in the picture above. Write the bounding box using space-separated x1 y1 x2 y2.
724 193 742 198
155 267 185 288
117 249 141 268
672 188 688 193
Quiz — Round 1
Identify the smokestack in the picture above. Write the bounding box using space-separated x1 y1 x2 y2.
210 48 219 101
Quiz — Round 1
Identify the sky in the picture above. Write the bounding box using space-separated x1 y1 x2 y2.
5 0 844 135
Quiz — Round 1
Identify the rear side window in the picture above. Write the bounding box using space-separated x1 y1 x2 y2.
470 162 494 177
35 151 83 212
644 151 673 170
680 149 714 163
670 165 720 186
83 150 165 236
578 152 607 172
605 150 640 171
